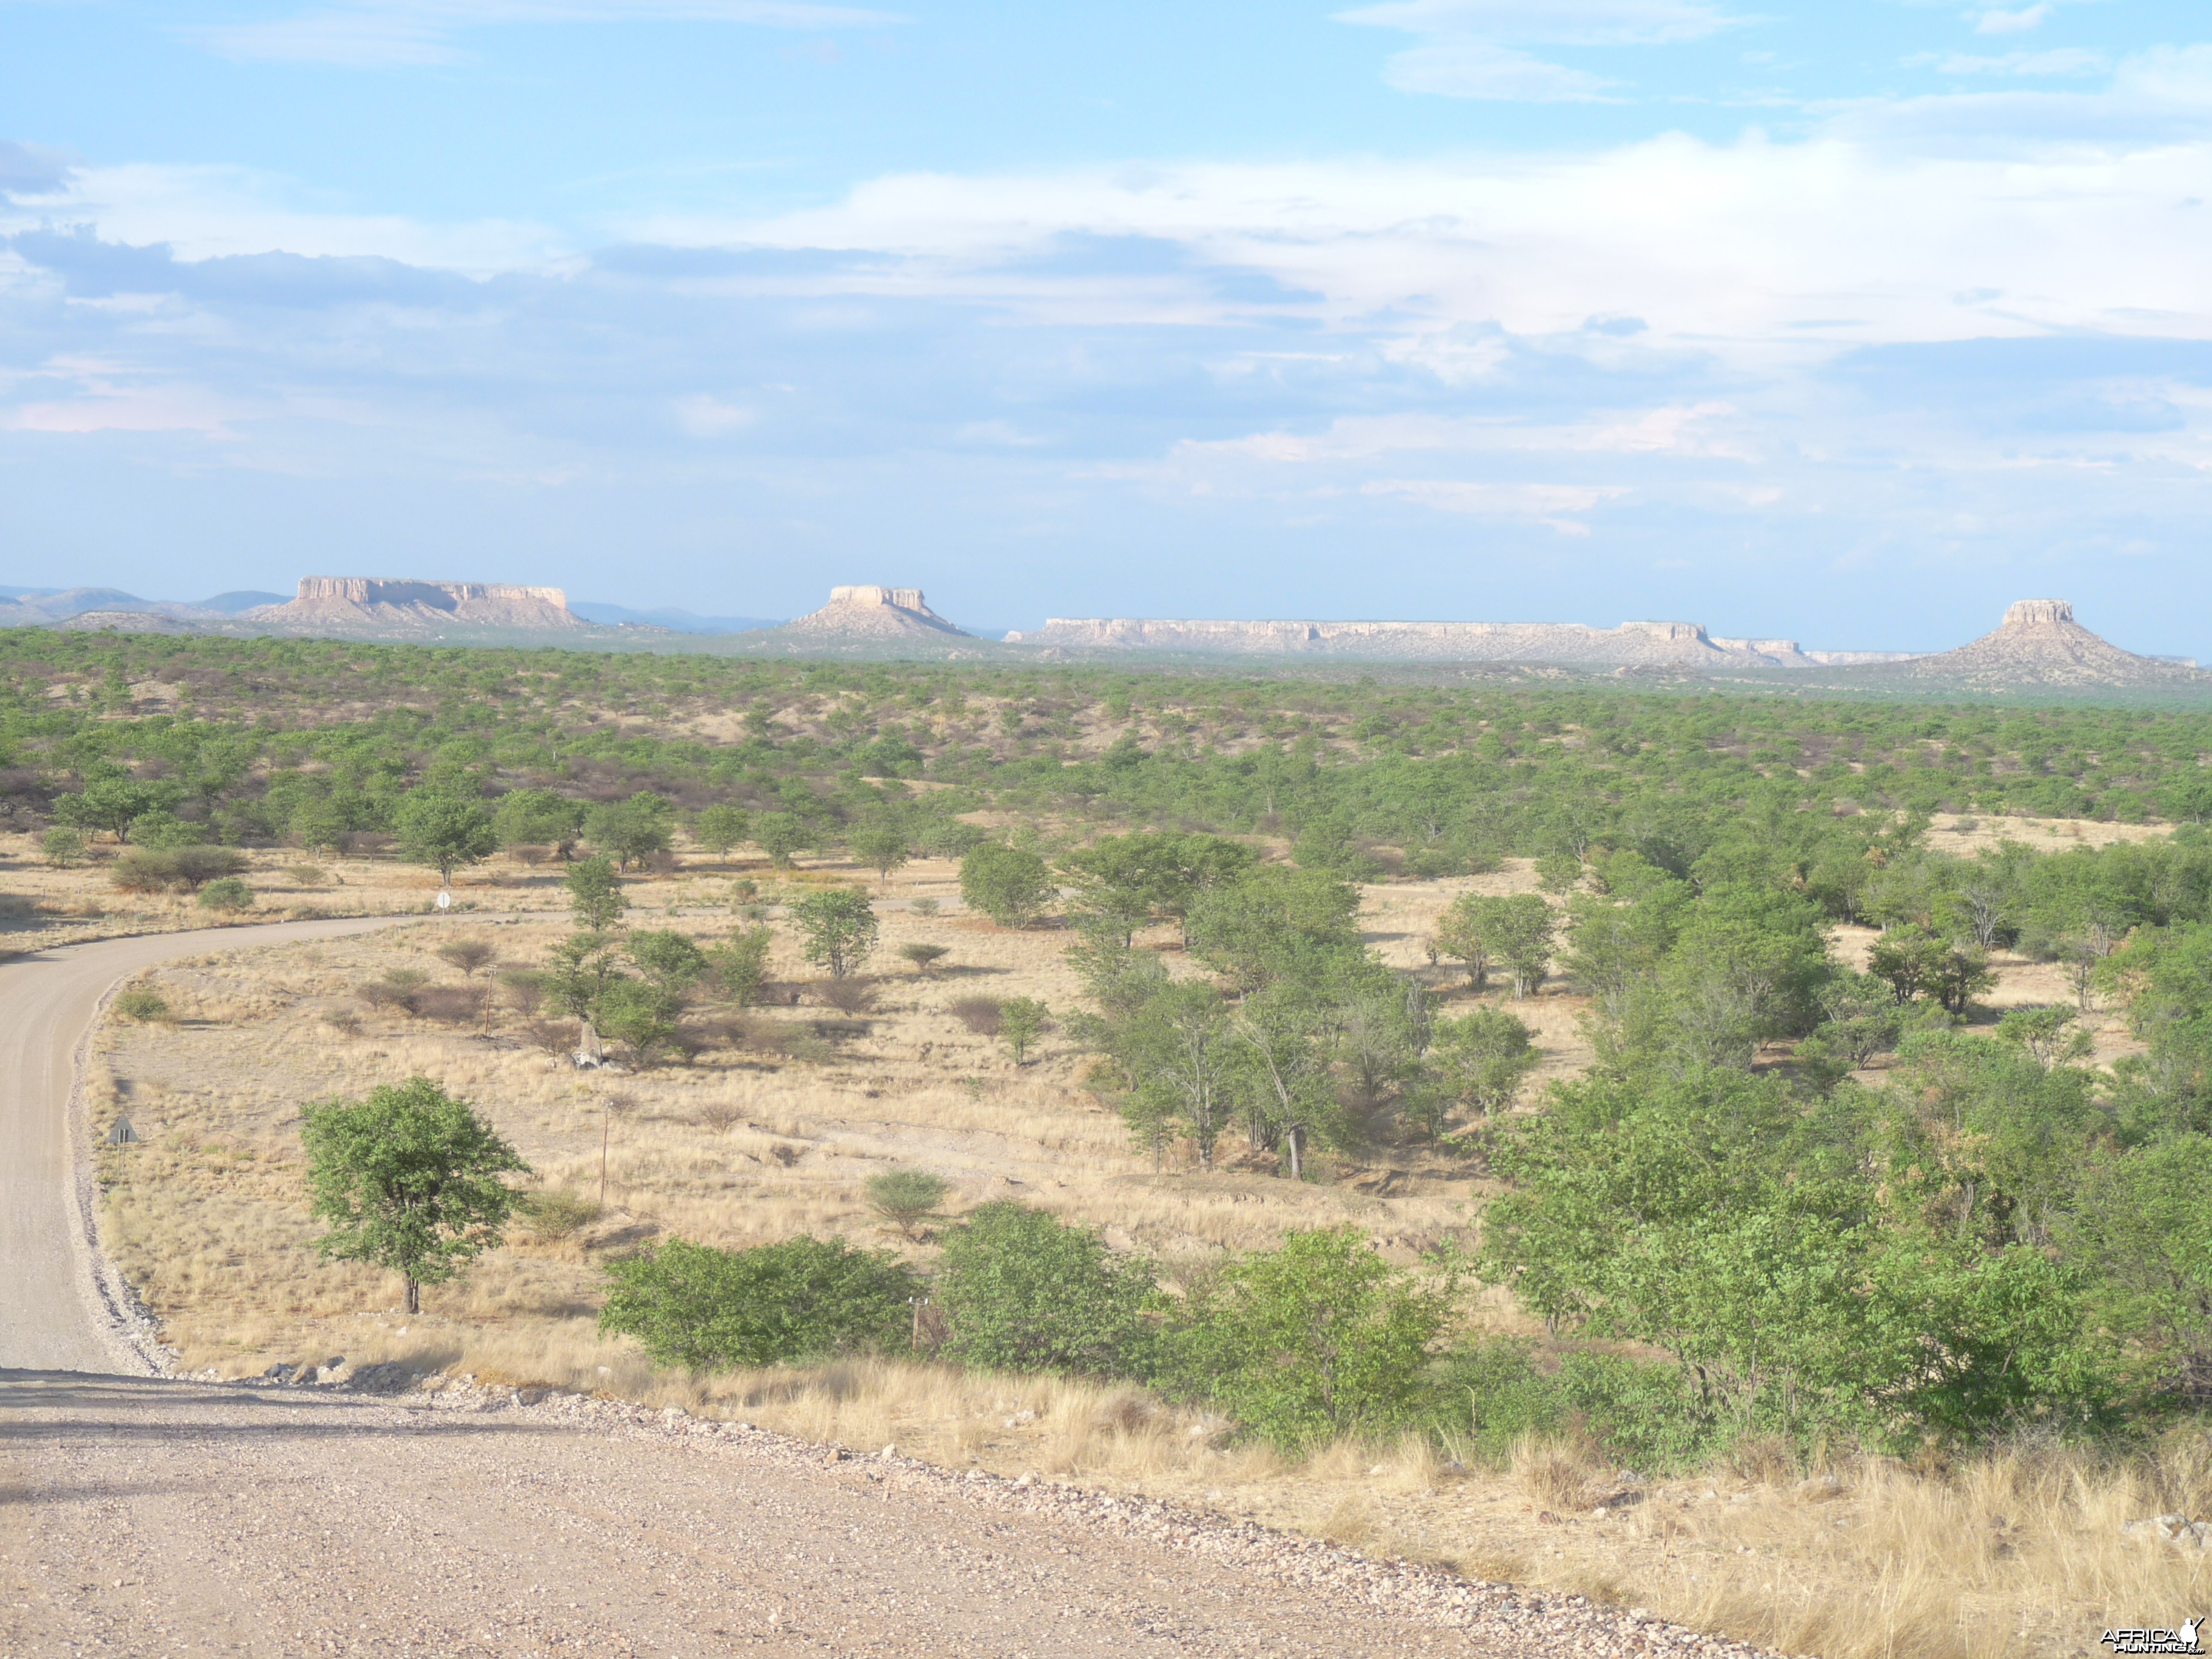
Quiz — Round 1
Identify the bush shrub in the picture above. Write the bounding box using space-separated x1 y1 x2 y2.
1436 1336 1727 1473
196 876 255 913
866 1169 949 1237
112 986 170 1022
1168 1227 1446 1449
898 942 951 974
812 976 879 1014
40 826 87 868
412 984 490 1027
959 843 1054 927
598 1236 919 1369
949 994 1003 1035
936 1202 1157 1376
111 845 248 894
518 1188 603 1241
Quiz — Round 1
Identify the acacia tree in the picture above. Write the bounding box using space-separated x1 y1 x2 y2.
694 803 751 860
793 888 879 977
395 786 497 885
301 1078 528 1315
753 811 809 869
565 856 628 930
852 820 913 888
960 843 1054 927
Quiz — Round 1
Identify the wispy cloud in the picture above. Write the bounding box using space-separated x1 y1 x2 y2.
182 1 900 68
1375 39 1618 101
1337 0 1744 101
1974 4 2053 36
1920 48 2106 77
1335 0 1741 45
1360 478 1627 534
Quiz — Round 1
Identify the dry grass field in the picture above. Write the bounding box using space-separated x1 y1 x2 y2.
30 817 2209 1658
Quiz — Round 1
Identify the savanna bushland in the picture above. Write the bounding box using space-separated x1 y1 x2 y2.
18 625 2212 1658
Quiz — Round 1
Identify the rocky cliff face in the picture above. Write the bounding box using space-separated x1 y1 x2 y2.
250 578 582 631
1004 615 1818 669
1865 599 2205 689
774 586 969 640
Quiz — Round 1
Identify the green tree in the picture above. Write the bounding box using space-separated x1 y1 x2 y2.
898 942 951 974
1470 894 1557 998
53 776 164 842
586 792 674 871
693 802 752 859
1229 983 1346 1179
300 1077 528 1315
565 856 628 930
1185 866 1362 993
1869 925 1993 1014
936 1202 1157 1376
492 789 586 859
753 811 809 869
394 785 497 885
851 817 913 887
598 1236 919 1369
627 928 707 996
1170 1228 1447 1448
1107 980 1235 1170
866 1169 950 1238
960 843 1054 927
41 826 87 867
1535 850 1584 894
1427 1005 1540 1123
1061 831 1258 945
999 996 1048 1064
706 925 775 1006
792 887 878 977
592 976 685 1067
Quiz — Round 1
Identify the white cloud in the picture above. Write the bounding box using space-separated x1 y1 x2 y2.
674 394 754 435
1336 0 1739 46
1925 49 2105 77
1974 4 2053 36
663 93 2212 358
183 1 900 67
1361 479 1627 534
4 365 236 437
1377 39 1617 101
1338 0 1740 101
1 159 568 274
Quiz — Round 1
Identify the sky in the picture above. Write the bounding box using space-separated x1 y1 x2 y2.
3 1 2210 649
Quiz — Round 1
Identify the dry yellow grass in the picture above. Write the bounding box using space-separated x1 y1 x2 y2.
64 832 2202 1658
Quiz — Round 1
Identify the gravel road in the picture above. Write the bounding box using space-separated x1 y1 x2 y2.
1 922 1776 1658
0 917 407 1373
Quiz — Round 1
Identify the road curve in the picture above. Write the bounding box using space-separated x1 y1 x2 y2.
0 917 1737 1658
0 916 406 1373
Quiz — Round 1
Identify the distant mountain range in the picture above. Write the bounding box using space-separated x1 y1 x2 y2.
568 601 783 634
4 577 2204 697
0 583 781 636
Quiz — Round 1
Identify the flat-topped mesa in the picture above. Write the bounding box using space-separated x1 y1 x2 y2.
1877 597 2205 688
1005 615 1823 668
777 585 969 639
828 585 930 612
255 578 583 630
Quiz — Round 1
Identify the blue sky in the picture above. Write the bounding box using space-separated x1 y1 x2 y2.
3 1 2210 649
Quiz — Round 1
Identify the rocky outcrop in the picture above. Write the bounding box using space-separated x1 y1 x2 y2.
1864 599 2207 690
250 578 583 632
1005 615 1820 669
772 586 969 640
